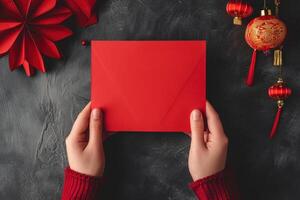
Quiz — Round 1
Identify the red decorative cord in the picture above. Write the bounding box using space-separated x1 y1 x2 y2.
245 49 257 86
269 106 283 139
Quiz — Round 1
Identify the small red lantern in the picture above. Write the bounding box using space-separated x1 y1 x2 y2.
244 9 287 86
268 78 292 138
226 0 253 25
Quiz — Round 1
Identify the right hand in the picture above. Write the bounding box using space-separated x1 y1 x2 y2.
65 102 105 177
188 101 228 181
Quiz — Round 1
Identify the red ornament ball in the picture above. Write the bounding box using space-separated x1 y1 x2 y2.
81 40 87 46
226 0 253 25
245 12 287 51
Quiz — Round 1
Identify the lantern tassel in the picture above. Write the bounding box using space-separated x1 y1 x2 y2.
269 106 283 139
245 49 257 86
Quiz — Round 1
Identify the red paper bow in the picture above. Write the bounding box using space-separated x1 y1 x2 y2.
0 0 73 76
63 0 98 27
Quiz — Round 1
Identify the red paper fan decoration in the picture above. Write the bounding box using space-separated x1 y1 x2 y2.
64 0 98 27
0 0 73 76
226 0 253 25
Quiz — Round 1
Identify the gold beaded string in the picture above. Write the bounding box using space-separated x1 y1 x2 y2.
275 0 280 16
273 0 283 79
264 0 267 9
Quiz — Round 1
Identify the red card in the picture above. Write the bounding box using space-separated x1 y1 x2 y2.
91 41 206 133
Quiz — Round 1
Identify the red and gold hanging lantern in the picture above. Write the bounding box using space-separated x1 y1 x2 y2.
268 78 292 138
226 0 253 25
244 9 287 86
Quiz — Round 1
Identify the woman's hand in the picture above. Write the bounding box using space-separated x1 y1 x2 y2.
188 101 228 181
65 102 105 177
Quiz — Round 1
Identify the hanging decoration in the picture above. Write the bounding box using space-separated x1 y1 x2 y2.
226 0 292 138
63 0 98 27
0 0 73 76
267 0 292 138
244 8 287 86
226 0 253 25
268 78 292 138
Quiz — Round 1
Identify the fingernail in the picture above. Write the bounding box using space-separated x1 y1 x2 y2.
92 108 101 120
192 110 202 121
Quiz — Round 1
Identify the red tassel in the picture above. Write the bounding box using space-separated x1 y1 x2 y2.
245 49 257 87
269 106 283 139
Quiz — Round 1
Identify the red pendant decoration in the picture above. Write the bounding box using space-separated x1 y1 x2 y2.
244 9 287 86
226 0 253 25
0 0 73 76
268 78 292 138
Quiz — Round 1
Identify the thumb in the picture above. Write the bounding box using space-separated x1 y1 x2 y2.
206 101 226 141
190 109 206 150
88 108 103 149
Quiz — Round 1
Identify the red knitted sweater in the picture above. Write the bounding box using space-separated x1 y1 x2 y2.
61 167 237 200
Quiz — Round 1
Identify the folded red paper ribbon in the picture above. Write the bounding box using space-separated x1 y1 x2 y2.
64 0 98 27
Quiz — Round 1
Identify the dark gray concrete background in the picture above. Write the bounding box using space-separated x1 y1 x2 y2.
0 0 300 199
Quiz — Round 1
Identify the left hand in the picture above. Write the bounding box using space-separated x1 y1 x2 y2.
188 101 228 181
65 102 105 177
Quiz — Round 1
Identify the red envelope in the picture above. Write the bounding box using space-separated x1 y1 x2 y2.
91 41 206 133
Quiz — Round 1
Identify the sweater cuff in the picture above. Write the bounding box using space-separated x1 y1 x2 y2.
189 170 230 200
61 167 103 200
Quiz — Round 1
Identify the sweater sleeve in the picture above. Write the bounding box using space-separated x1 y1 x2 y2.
189 170 237 200
61 167 103 200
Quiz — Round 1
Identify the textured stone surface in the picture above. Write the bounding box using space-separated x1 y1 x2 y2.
0 0 300 199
